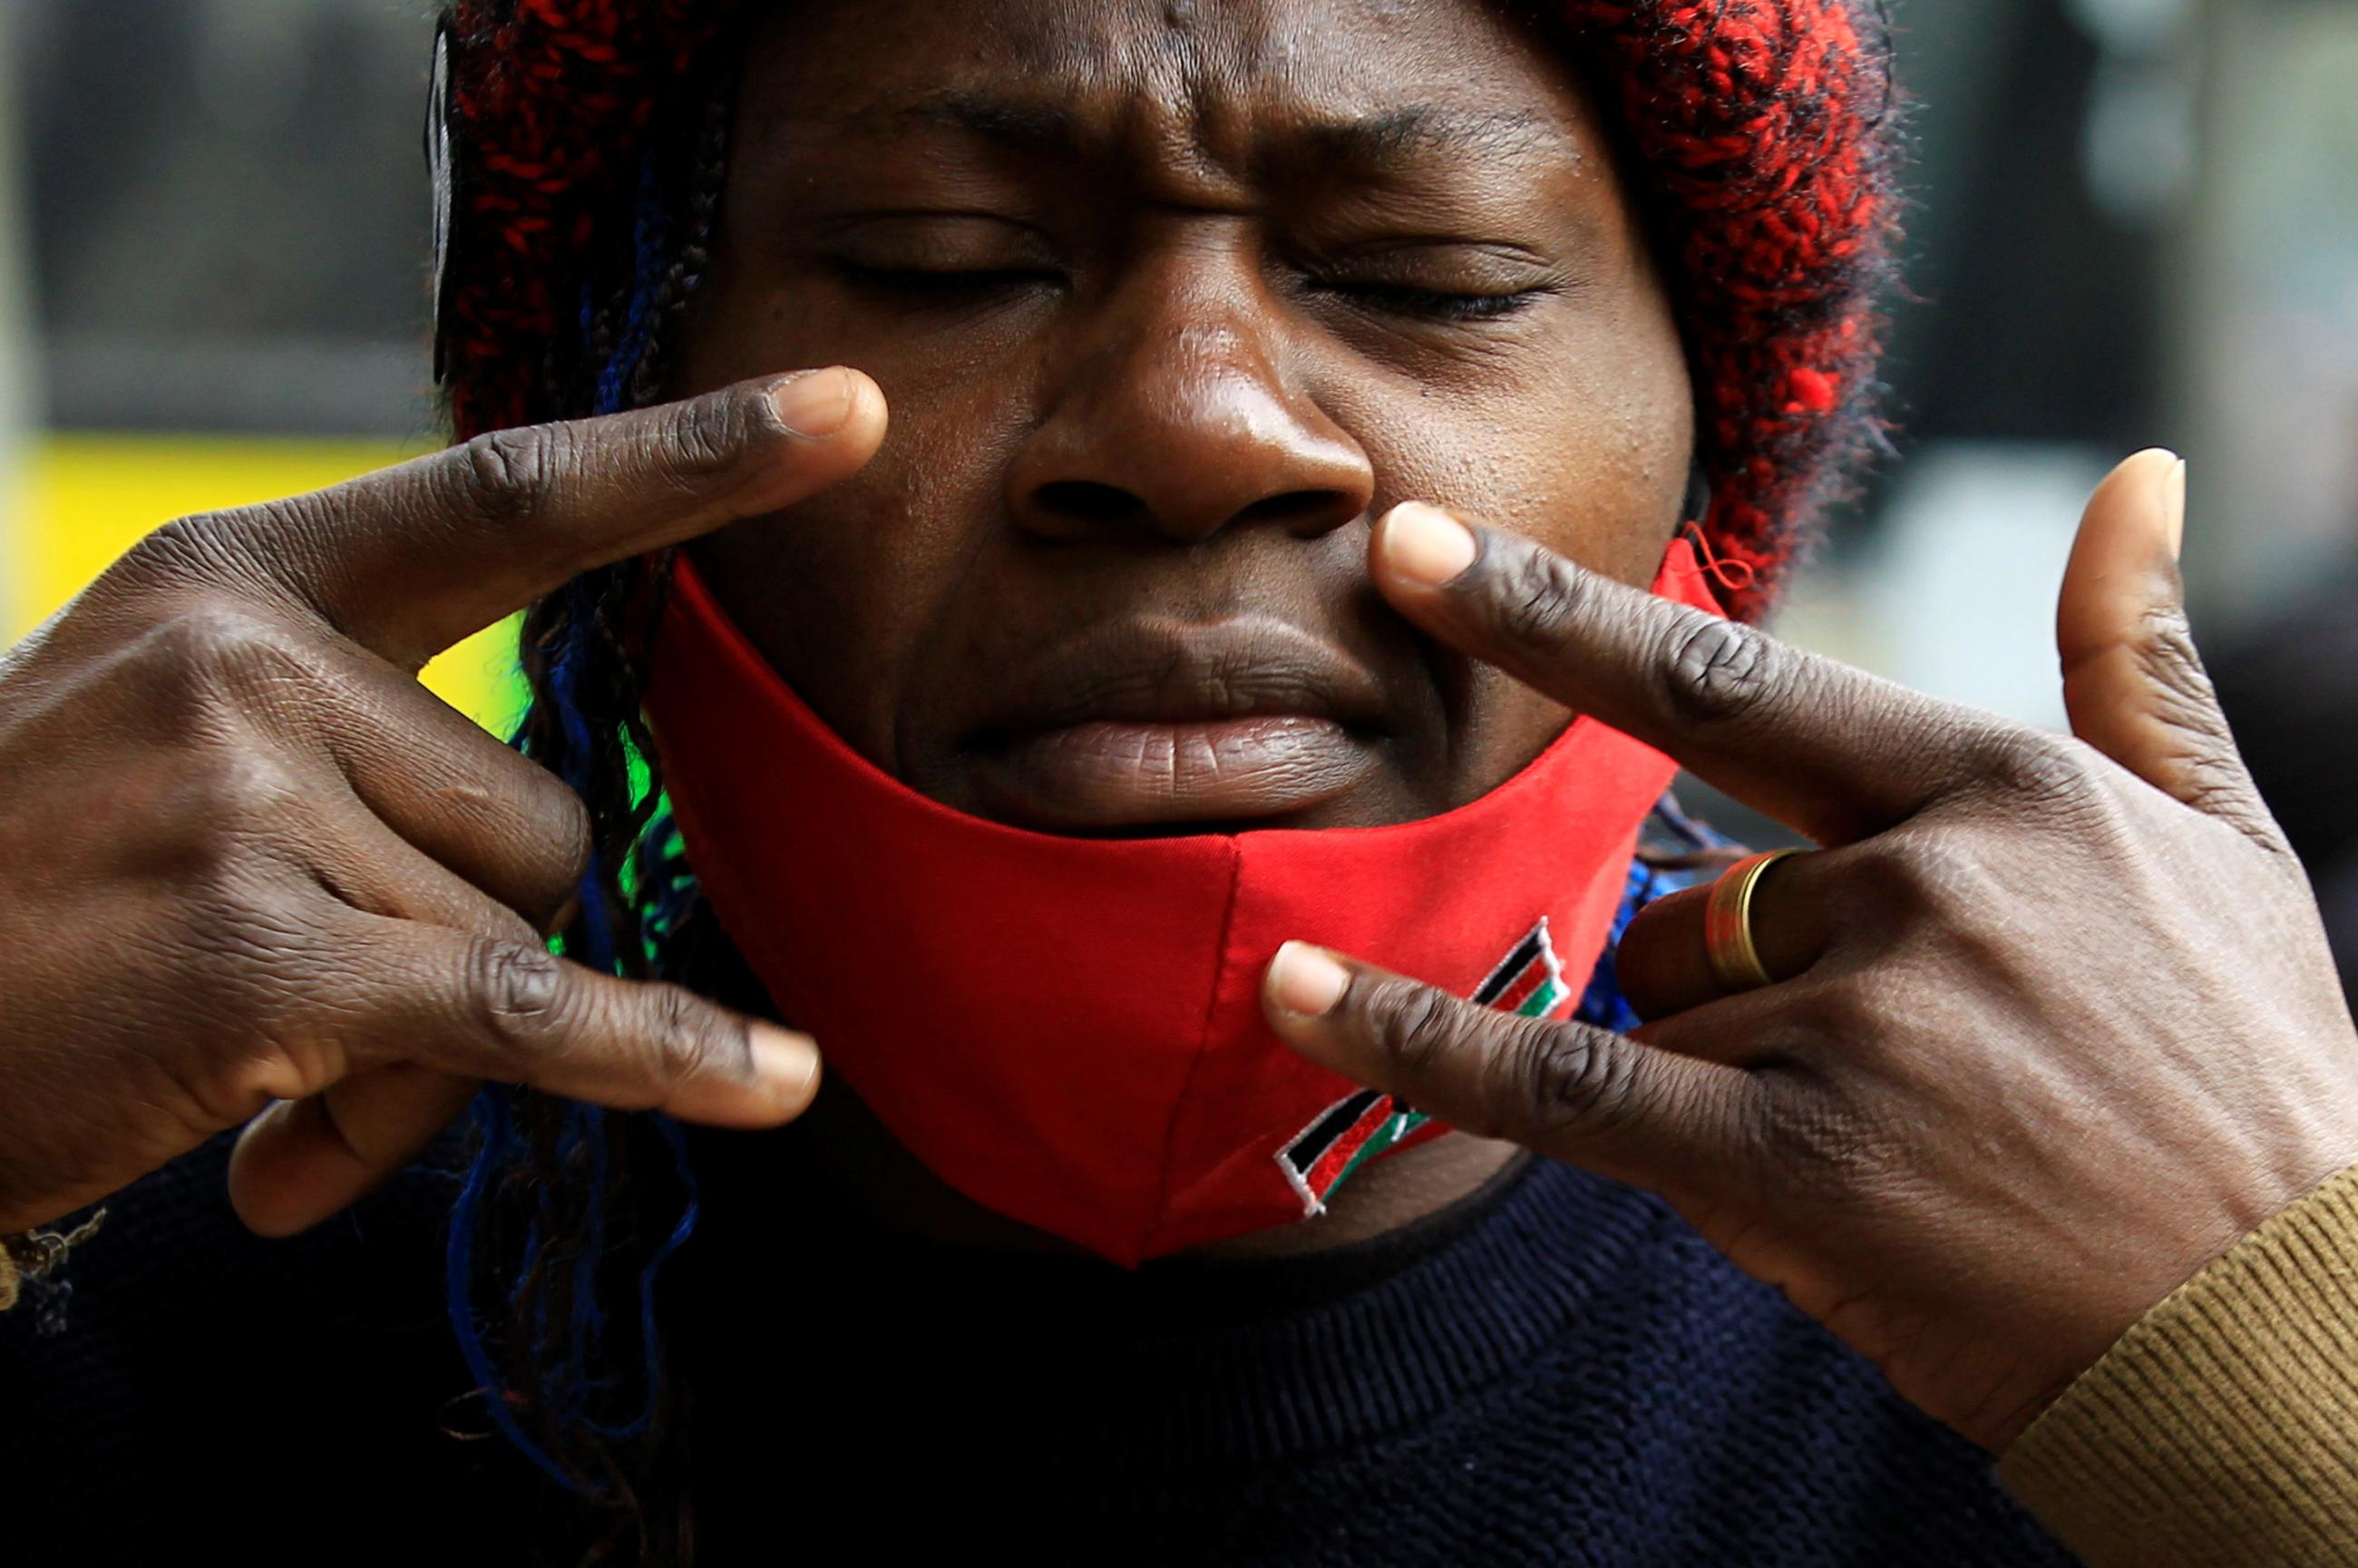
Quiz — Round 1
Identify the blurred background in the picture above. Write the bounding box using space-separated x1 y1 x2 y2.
0 0 2353 995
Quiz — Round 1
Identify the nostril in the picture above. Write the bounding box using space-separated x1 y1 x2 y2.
1020 480 1365 543
1235 490 1362 533
1034 481 1141 527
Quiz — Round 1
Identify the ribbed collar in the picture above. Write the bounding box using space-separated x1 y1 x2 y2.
683 1151 1675 1473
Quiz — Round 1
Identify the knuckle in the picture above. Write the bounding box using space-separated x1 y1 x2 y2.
1660 616 1782 733
165 902 345 1094
658 389 757 487
200 748 313 837
646 984 727 1089
2136 600 2210 704
1767 1084 1907 1198
2183 772 2285 852
137 600 320 694
468 938 573 1051
1497 1025 1632 1142
1493 545 1590 653
1359 979 1471 1083
109 604 326 750
539 786 597 903
173 862 309 967
439 764 593 926
1860 829 1994 924
2131 603 2285 842
1963 726 2100 813
1788 976 1887 1049
128 755 332 926
116 511 245 591
454 425 563 526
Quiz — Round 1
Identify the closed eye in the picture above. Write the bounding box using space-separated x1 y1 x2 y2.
1309 278 1546 323
825 258 1063 303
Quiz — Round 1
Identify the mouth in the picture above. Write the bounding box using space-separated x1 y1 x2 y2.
960 618 1392 833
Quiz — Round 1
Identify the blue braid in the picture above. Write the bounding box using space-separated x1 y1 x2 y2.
594 1115 701 1445
444 152 700 1495
445 1086 577 1489
597 157 672 416
1574 797 1740 1033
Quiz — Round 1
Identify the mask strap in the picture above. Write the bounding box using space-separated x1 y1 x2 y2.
1672 464 1756 598
1677 521 1758 597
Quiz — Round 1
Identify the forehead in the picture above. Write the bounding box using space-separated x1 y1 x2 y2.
743 0 1598 170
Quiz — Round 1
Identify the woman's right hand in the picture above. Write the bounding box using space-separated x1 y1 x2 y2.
0 369 887 1241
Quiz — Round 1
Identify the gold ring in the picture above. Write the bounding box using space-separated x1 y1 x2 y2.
1702 849 1803 994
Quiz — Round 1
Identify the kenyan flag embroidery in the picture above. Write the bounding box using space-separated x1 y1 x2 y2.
1276 918 1570 1216
1470 919 1572 1019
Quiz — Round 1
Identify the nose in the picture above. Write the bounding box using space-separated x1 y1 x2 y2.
1006 265 1376 547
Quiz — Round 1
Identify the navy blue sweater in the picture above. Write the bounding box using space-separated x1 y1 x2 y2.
1 820 2080 1564
0 1124 2078 1565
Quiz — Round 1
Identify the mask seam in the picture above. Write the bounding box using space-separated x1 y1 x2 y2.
1144 836 1246 1259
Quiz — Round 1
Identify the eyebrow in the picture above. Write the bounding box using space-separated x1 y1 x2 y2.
891 93 1078 155
772 93 1078 157
1294 105 1577 170
794 94 1579 172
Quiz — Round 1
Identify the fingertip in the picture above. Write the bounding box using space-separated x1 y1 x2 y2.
2163 456 2187 563
747 1022 823 1120
2087 450 2182 542
659 1019 820 1128
1374 502 1479 592
766 367 855 438
2085 448 2175 512
225 1102 329 1240
720 369 888 520
842 366 890 443
765 366 888 450
1266 940 1352 1022
2067 448 2185 623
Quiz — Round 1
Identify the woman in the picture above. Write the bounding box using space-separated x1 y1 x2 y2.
3 0 2355 1563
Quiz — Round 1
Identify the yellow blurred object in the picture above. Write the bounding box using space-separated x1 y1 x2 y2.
5 434 526 735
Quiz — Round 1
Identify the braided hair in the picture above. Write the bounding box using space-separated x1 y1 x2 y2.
433 7 741 1535
427 0 1905 1546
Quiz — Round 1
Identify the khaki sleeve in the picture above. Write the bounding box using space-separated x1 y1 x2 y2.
2000 1160 2358 1568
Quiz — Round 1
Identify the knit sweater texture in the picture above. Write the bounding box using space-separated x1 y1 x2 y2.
2 1125 2081 1566
8 818 2358 1564
2002 1159 2358 1567
14 1088 2358 1564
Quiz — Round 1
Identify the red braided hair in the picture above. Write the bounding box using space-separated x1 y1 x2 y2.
434 0 1902 617
435 0 728 437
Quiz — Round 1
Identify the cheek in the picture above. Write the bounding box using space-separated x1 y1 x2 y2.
1311 296 1692 785
674 281 1034 766
1327 299 1694 592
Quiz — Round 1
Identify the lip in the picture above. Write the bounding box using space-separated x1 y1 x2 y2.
961 618 1391 832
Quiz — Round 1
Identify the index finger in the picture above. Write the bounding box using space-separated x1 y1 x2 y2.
1261 941 1759 1203
1368 502 2017 845
188 369 885 671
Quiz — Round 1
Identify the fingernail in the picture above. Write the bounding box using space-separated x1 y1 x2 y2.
1268 941 1350 1018
749 1023 823 1108
1379 502 1479 589
770 368 856 439
2163 457 2187 562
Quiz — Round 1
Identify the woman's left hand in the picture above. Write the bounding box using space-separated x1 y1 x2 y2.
1262 451 2358 1453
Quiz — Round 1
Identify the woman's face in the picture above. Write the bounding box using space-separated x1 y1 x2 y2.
673 0 1692 833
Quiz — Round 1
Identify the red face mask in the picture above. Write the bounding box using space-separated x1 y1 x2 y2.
646 542 1720 1265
